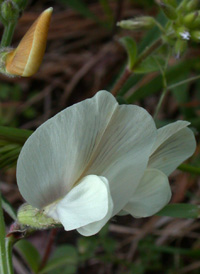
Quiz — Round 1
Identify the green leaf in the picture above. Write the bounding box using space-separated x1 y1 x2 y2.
15 239 41 273
156 203 200 219
39 245 78 274
120 36 137 70
0 126 32 144
134 55 165 74
1 195 17 220
126 58 195 102
58 0 102 25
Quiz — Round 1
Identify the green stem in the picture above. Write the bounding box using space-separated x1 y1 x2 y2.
153 85 168 119
5 236 15 274
1 21 17 47
168 74 200 90
178 164 200 175
110 37 163 96
154 73 200 119
153 61 168 119
0 191 8 274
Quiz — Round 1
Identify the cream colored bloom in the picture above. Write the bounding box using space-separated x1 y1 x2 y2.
16 91 196 236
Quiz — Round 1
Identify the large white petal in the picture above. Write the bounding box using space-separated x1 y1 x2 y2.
149 122 196 176
123 168 171 217
85 104 157 216
17 90 157 211
44 175 113 233
17 91 118 208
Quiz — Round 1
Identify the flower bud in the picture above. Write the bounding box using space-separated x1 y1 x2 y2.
1 7 53 77
117 16 155 30
163 0 177 8
186 0 200 12
17 203 59 229
183 10 199 27
1 0 19 21
190 30 200 42
157 1 178 20
174 39 187 58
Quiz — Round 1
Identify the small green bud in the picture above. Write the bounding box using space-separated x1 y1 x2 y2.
186 0 200 12
158 1 178 20
183 11 199 27
190 30 200 42
17 203 60 229
1 0 19 21
163 0 177 8
177 0 188 12
174 39 187 58
184 10 200 28
117 16 155 30
12 0 28 11
176 26 191 40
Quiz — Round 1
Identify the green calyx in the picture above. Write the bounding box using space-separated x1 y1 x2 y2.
17 203 60 230
0 48 13 77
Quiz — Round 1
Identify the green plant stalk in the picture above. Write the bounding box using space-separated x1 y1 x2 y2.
154 73 200 119
168 74 200 90
153 86 167 119
0 190 8 274
5 236 15 274
111 37 163 96
153 63 168 119
1 21 17 47
178 164 200 175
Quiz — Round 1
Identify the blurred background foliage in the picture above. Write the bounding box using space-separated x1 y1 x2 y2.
0 0 200 273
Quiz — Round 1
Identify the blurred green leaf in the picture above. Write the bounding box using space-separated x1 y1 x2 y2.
119 36 137 70
134 55 165 74
15 239 41 273
126 58 195 102
39 245 78 274
78 236 98 261
157 203 200 218
1 195 17 220
171 72 196 119
58 0 103 26
0 126 32 144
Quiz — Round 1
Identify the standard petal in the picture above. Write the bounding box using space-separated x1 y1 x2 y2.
149 121 196 176
123 168 171 217
44 175 113 234
85 104 157 216
17 91 118 208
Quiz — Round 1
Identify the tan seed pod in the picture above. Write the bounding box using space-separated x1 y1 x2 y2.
5 7 53 77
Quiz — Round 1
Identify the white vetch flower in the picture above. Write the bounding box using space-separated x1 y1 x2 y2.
16 91 195 236
121 121 196 217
